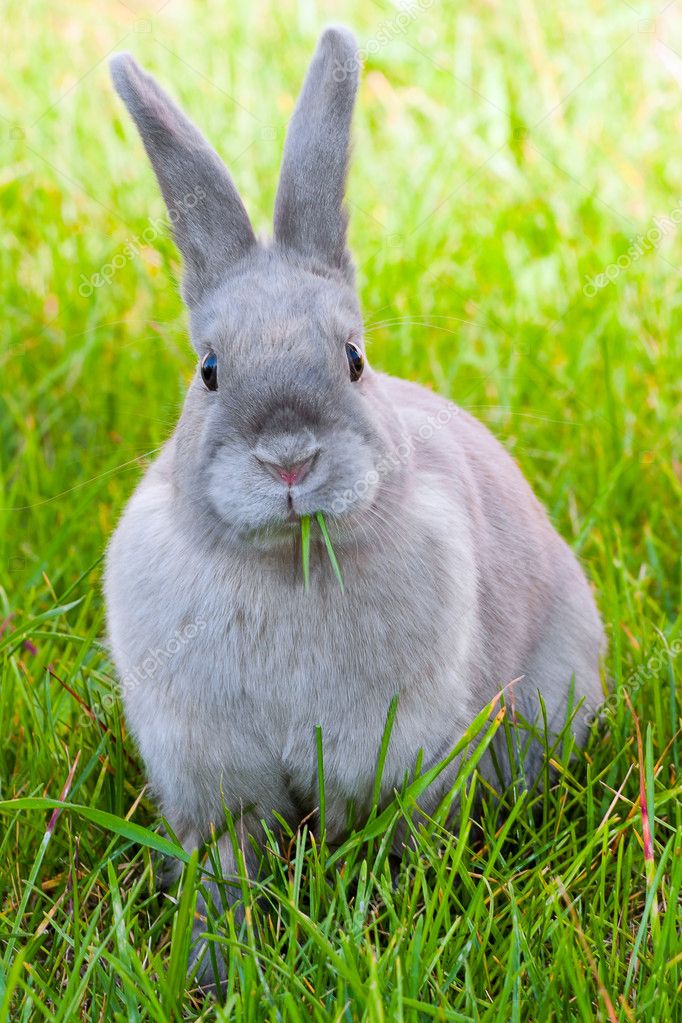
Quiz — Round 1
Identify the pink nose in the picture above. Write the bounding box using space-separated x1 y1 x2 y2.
262 457 313 487
276 463 307 486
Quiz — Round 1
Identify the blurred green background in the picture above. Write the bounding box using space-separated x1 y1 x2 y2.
0 1 680 1019
1 0 680 595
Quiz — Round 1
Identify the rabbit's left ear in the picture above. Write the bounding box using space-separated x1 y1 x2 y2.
109 53 256 306
273 27 359 279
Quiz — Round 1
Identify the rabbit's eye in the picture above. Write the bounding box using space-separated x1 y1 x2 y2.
345 341 364 382
200 351 218 391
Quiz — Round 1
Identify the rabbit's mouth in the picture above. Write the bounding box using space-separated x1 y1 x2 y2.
238 519 307 554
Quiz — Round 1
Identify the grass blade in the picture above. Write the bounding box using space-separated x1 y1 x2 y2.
0 799 191 865
315 511 344 591
301 514 311 590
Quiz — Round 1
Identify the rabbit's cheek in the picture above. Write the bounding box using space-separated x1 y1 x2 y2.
319 445 382 519
203 445 275 527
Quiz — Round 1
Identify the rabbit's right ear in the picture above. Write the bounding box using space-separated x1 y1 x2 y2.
109 54 256 306
273 27 359 279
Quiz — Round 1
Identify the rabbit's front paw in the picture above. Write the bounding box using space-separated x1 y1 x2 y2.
187 920 229 997
155 851 184 892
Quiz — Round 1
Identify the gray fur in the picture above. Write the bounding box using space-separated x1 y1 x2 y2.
104 28 605 986
110 52 256 306
273 26 358 277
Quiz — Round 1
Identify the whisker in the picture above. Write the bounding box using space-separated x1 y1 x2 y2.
1 446 164 512
461 405 581 427
365 314 484 327
365 317 481 334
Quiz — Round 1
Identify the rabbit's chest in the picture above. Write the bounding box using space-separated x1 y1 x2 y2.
108 474 480 824
131 538 475 821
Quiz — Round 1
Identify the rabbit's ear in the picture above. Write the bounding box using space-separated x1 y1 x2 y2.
273 27 359 277
109 53 256 305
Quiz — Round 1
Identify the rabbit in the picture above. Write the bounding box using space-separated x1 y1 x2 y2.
104 26 605 986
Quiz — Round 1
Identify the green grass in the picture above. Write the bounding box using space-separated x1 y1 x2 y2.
301 515 344 592
1 0 681 1019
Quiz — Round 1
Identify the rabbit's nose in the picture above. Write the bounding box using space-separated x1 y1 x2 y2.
258 453 317 487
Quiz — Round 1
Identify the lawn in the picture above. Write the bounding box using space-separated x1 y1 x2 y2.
1 1 680 1020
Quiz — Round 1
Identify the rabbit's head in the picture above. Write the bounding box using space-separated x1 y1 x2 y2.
111 28 395 544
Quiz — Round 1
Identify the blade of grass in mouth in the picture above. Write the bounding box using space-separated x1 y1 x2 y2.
316 511 344 592
300 514 311 591
299 513 344 592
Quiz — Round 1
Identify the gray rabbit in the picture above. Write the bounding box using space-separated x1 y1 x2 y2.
105 26 604 983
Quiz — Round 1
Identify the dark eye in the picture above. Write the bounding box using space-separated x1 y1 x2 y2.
345 340 365 382
200 351 218 391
